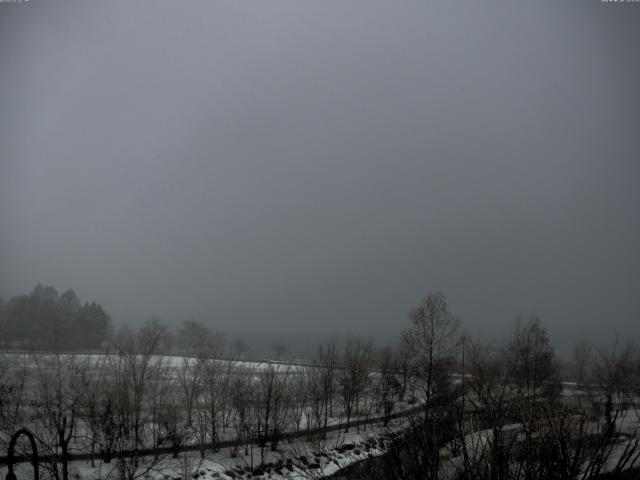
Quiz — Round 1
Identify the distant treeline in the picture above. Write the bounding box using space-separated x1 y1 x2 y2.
0 284 112 350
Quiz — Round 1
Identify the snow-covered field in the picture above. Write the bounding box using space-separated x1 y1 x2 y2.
0 419 405 480
3 352 639 479
0 352 420 479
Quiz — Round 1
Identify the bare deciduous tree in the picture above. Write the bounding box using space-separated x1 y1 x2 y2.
254 364 291 462
402 292 460 409
107 320 171 480
572 338 593 384
0 353 28 453
506 316 560 403
337 336 372 432
373 346 401 426
289 368 309 432
593 337 635 434
385 292 461 480
31 354 88 480
198 354 229 453
317 338 339 428
229 364 254 458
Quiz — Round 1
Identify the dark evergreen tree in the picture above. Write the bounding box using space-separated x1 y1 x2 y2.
1 285 112 350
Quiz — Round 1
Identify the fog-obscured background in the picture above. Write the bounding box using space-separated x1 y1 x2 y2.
1 0 639 355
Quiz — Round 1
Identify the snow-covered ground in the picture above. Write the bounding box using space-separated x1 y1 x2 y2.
0 352 304 373
0 420 404 480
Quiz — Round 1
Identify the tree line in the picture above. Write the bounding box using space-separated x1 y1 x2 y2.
0 285 112 351
0 285 240 355
366 293 640 480
0 320 407 480
0 291 639 480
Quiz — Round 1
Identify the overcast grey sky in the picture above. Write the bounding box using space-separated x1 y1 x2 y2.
1 0 639 350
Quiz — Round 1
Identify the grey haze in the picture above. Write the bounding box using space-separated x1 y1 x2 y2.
1 0 639 352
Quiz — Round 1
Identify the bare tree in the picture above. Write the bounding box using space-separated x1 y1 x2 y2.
572 338 593 384
157 357 199 457
254 364 291 463
374 346 401 426
107 320 171 480
0 353 29 453
305 362 326 430
289 368 310 432
30 354 88 480
198 355 228 452
272 342 288 360
506 316 560 403
449 331 639 480
78 353 110 467
229 364 254 458
395 343 411 403
337 336 372 432
459 339 519 480
632 346 640 422
393 292 461 480
316 338 339 428
232 338 249 358
402 292 460 409
593 337 635 434
176 319 219 356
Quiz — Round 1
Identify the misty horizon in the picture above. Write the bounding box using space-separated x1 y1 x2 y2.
2 0 639 355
